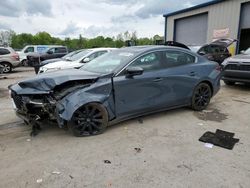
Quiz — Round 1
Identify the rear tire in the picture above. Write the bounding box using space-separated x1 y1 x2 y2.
69 103 108 137
224 80 235 86
1 62 12 73
191 83 212 111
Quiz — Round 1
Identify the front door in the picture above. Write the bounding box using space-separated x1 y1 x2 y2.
113 51 167 118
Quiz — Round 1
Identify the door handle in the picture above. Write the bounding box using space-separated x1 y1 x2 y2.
153 78 163 82
189 71 196 76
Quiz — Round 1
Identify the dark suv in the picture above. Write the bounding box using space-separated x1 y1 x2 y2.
197 39 236 64
27 46 68 66
222 47 250 85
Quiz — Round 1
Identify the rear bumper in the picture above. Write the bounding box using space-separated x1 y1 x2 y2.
11 60 21 68
222 76 250 83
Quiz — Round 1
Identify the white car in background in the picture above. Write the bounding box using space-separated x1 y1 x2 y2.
18 45 63 66
39 48 115 74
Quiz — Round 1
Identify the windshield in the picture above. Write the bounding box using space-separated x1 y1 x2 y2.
68 50 92 61
80 51 135 74
245 48 250 55
62 50 83 60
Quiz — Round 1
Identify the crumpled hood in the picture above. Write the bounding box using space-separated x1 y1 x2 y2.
16 69 101 91
227 54 250 62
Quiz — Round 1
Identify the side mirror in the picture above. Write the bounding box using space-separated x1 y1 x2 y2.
47 50 53 54
240 50 245 54
82 57 90 63
125 67 143 78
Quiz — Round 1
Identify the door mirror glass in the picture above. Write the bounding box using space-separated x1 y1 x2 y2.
82 57 90 63
125 67 143 77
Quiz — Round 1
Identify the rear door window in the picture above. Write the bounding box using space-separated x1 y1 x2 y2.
0 48 10 55
55 47 67 53
24 47 34 53
162 50 196 68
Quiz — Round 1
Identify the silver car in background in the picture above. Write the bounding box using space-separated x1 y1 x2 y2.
0 47 20 73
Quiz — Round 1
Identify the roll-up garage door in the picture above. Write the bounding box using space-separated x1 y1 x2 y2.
174 13 208 46
239 2 250 51
240 2 250 29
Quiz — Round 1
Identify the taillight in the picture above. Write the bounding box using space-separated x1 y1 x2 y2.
12 53 20 61
216 65 222 71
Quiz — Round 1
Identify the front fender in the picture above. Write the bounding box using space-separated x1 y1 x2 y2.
55 80 115 127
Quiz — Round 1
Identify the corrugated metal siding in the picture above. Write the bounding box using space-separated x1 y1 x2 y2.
166 0 250 43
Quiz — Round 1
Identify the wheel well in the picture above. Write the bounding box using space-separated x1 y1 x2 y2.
0 61 12 68
200 80 213 96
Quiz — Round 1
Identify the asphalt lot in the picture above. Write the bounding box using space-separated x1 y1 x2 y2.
0 67 250 188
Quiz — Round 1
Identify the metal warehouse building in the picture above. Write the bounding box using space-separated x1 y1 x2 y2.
164 0 250 53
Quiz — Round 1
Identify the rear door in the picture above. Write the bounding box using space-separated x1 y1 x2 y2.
159 50 200 105
54 47 67 58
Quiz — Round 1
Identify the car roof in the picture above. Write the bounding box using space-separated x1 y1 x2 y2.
0 47 15 52
89 48 117 52
118 45 192 54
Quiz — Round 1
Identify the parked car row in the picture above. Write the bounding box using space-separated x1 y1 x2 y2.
221 47 250 85
18 45 67 66
38 48 115 73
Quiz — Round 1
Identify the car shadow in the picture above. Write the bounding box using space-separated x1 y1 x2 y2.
223 83 250 91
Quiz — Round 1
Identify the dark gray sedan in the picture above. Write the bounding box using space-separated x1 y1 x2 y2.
9 46 221 136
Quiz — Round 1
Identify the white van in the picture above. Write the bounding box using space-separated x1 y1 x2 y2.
18 45 63 65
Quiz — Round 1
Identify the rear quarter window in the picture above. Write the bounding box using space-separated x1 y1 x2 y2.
0 48 11 55
163 50 196 68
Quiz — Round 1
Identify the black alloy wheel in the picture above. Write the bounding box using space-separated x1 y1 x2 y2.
70 103 108 137
191 83 212 111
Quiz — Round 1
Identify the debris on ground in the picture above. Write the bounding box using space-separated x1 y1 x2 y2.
198 123 204 126
104 160 111 164
204 143 214 149
199 129 239 150
26 138 31 142
69 175 74 179
51 171 61 175
36 179 43 183
134 148 142 153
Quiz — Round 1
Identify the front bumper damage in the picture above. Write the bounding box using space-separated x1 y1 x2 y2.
10 91 64 127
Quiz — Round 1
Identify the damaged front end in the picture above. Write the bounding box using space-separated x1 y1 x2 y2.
8 70 111 130
11 91 57 125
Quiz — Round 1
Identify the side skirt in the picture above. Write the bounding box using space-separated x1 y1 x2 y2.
108 103 190 126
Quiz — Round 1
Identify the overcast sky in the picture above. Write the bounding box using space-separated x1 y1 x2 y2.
0 0 210 39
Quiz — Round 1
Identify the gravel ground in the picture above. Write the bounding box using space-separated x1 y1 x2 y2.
0 67 250 188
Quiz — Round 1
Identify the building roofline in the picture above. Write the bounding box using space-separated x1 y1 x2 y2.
163 0 226 17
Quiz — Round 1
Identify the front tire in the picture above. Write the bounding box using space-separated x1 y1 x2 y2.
191 83 212 111
69 103 108 137
1 62 12 73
